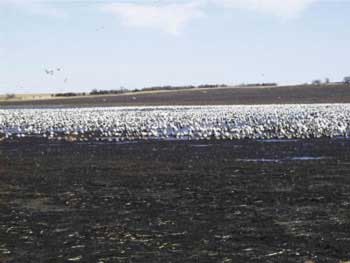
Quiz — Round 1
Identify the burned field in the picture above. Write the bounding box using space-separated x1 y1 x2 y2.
2 84 350 108
1 139 350 262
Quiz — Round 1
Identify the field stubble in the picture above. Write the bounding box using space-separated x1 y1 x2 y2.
1 139 350 262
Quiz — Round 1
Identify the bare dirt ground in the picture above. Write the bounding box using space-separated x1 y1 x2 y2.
2 84 350 108
1 139 350 262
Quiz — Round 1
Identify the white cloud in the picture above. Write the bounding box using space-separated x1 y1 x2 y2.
0 0 66 18
102 2 204 35
213 0 318 19
101 0 319 35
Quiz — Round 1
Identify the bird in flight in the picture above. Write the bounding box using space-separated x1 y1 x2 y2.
45 69 55 76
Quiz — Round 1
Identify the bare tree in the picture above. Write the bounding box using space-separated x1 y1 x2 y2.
312 80 322 85
344 76 350 84
5 94 15 99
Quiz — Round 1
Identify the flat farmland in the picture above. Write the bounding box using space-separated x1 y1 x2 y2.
2 85 350 108
1 139 350 262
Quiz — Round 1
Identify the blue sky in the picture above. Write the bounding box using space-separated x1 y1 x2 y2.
0 0 349 94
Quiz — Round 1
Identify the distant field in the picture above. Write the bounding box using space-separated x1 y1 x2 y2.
0 93 54 102
1 84 350 107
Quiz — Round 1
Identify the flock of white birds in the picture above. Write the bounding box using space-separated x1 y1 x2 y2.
0 104 350 141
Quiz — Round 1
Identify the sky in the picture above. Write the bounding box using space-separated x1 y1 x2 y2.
0 0 349 94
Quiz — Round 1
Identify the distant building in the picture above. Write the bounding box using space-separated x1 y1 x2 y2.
344 76 350 84
312 79 322 85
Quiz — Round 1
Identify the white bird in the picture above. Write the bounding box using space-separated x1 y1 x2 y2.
45 69 54 76
1 104 350 141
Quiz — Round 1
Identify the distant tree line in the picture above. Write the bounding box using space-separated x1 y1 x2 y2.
54 92 86 97
5 94 16 99
143 84 228 92
240 83 278 87
52 84 228 97
89 88 129 95
198 84 228 89
53 89 130 97
51 83 280 98
142 85 195 92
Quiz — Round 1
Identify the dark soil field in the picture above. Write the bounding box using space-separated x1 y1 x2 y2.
2 84 350 108
1 139 350 262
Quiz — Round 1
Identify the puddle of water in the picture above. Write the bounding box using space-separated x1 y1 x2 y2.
236 156 332 163
191 144 210 148
150 138 186 141
235 158 280 163
88 141 140 146
257 139 299 143
289 156 332 161
115 141 139 145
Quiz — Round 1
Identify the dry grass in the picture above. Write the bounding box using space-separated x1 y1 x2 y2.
0 93 54 102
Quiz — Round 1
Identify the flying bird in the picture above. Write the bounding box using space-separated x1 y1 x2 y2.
45 69 54 76
96 26 105 32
